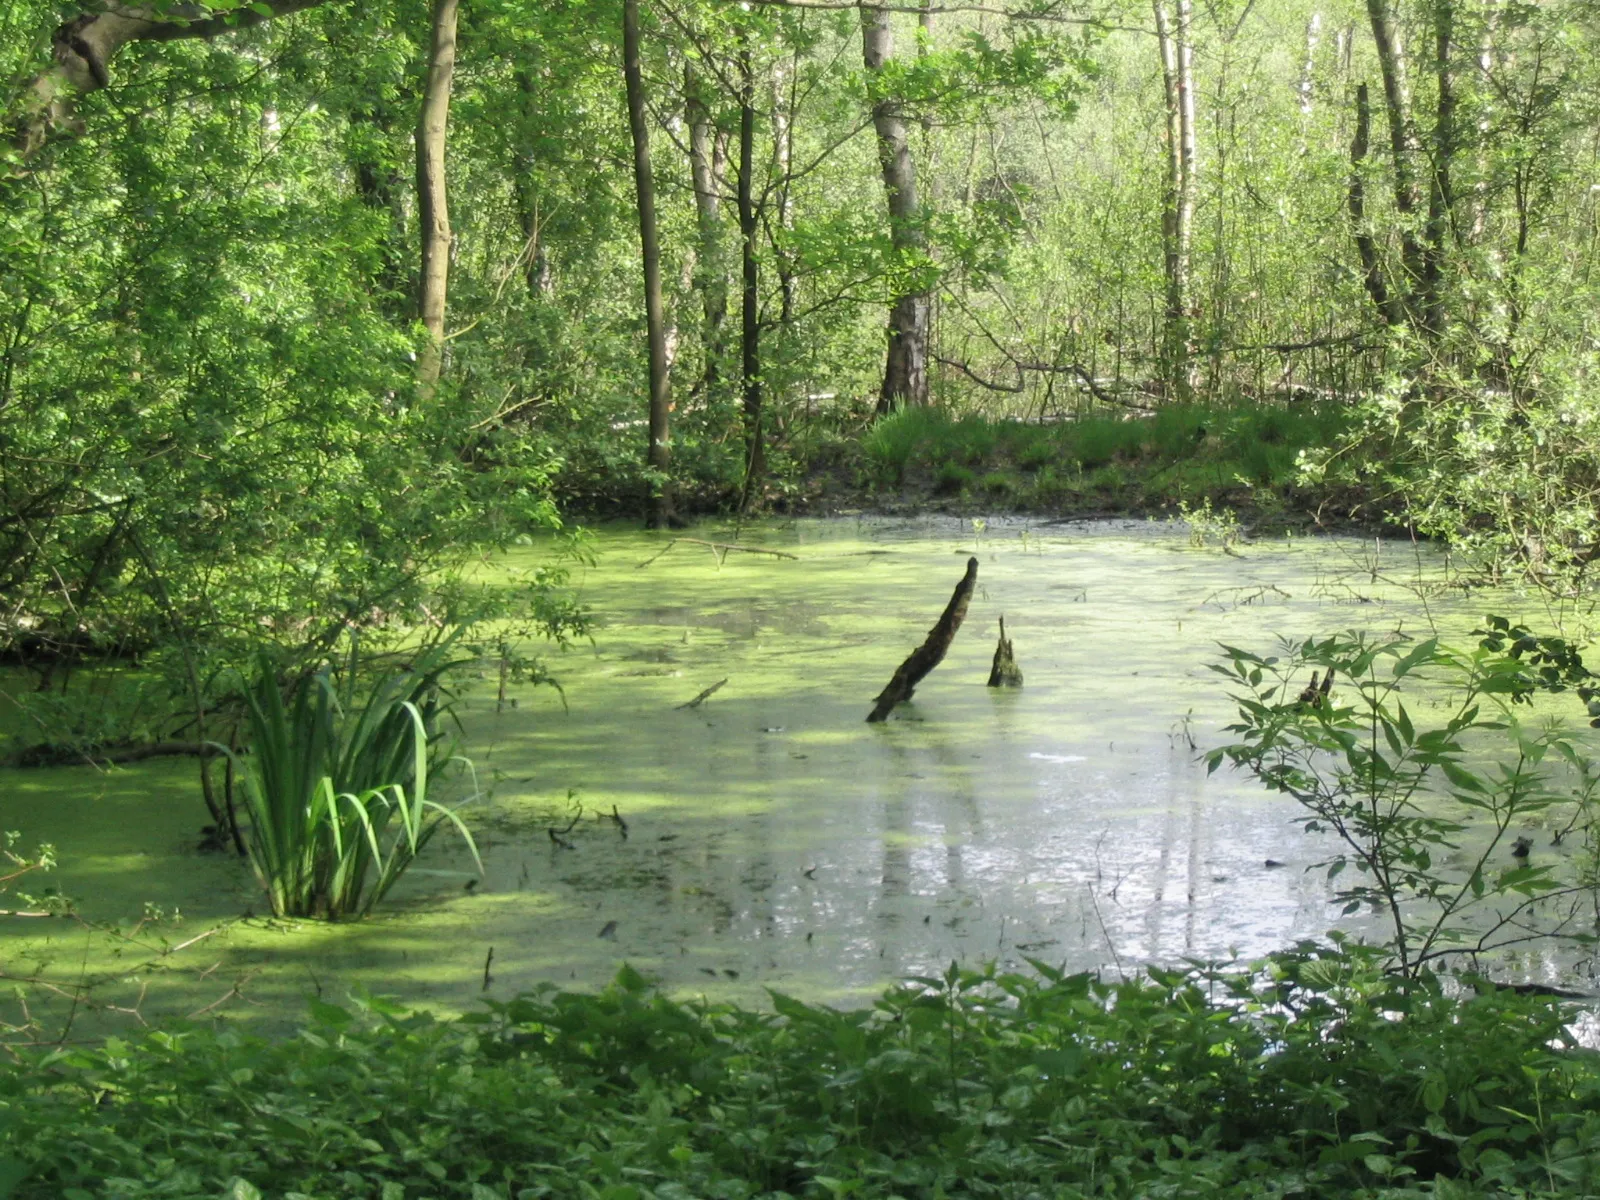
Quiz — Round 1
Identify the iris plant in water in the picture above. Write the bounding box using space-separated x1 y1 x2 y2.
228 644 483 920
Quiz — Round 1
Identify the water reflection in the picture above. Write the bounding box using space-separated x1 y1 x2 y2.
6 515 1594 1029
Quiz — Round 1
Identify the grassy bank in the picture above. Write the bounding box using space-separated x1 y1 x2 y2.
840 401 1352 522
3 950 1597 1199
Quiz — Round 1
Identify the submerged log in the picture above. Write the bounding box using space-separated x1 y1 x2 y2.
867 557 978 723
987 616 1023 688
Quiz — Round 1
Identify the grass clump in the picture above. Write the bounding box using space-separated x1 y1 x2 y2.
232 643 482 920
853 400 1350 516
1 952 1597 1198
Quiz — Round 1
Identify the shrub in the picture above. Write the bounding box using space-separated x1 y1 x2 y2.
1 957 1597 1198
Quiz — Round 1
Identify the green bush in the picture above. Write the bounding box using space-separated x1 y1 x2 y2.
1 955 1597 1199
933 461 976 495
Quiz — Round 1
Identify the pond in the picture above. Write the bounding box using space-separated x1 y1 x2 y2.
2 516 1588 1034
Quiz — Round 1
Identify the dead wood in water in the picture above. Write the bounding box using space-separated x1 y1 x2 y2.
867 557 978 723
637 538 798 568
676 678 728 709
987 616 1023 687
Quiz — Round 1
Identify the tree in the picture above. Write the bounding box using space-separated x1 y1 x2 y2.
622 0 675 526
860 2 930 413
416 0 459 395
5 0 332 163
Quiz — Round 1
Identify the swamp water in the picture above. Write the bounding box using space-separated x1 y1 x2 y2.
2 516 1591 1033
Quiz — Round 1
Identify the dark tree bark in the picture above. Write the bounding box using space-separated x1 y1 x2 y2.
622 0 674 527
1422 0 1457 336
987 616 1022 687
859 3 930 414
686 63 729 394
1153 0 1195 402
8 1 333 161
349 99 414 318
415 0 459 396
867 557 978 722
1349 83 1405 327
737 44 765 509
1364 0 1429 330
513 69 555 300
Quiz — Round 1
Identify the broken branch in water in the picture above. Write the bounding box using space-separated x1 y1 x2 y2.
637 538 799 568
867 557 979 723
676 678 728 709
987 615 1023 687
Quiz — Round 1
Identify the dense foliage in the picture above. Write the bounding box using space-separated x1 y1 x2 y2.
1210 620 1600 979
1 955 1597 1199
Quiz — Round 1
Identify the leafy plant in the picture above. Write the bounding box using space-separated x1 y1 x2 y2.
1207 624 1600 977
3 957 1598 1198
230 643 483 920
1179 496 1243 548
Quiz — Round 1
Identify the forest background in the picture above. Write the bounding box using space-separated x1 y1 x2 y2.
3 0 1598 702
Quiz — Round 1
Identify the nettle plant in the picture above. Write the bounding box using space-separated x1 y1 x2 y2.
1208 618 1600 979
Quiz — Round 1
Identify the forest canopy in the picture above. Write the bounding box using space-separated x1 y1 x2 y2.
2 0 1599 683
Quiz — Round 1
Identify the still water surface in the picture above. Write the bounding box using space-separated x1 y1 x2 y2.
3 516 1583 1029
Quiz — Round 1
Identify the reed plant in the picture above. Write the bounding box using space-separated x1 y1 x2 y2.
231 644 482 920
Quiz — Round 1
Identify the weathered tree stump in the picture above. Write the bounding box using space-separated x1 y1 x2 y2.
987 616 1022 687
867 557 978 723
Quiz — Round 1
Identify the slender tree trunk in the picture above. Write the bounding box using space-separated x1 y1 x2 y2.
687 62 728 395
622 0 674 527
737 45 765 508
415 0 458 396
350 100 413 318
513 69 554 300
1365 0 1428 329
1349 82 1405 327
1153 0 1195 401
860 3 930 414
771 54 798 329
1423 0 1457 336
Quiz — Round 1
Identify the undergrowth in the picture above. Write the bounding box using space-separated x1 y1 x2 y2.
857 401 1351 518
2 950 1597 1198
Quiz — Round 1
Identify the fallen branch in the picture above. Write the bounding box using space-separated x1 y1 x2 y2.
676 678 728 709
637 538 798 568
867 557 978 723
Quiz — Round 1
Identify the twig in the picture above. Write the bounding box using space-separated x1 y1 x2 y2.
1086 885 1126 982
676 678 728 710
637 538 798 568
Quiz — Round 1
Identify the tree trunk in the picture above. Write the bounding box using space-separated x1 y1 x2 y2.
1364 0 1428 329
1422 0 1457 336
513 69 555 300
686 63 729 395
623 0 674 527
1153 0 1195 402
737 46 766 509
771 54 798 329
350 99 414 318
7 1 331 162
1349 83 1405 327
415 0 459 396
860 3 930 414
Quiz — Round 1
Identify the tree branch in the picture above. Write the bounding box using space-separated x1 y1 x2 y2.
8 1 336 162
